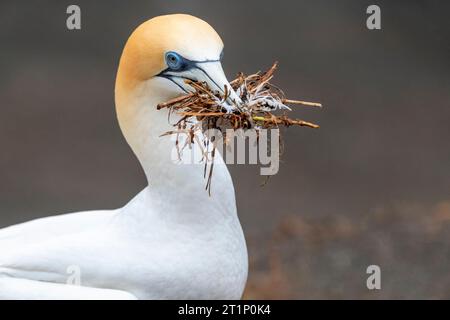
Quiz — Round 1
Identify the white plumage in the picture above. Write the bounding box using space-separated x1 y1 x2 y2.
0 14 248 300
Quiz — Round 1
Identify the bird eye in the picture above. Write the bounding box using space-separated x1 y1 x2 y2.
165 52 184 71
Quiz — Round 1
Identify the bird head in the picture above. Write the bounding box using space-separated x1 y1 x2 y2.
115 14 240 109
115 14 238 178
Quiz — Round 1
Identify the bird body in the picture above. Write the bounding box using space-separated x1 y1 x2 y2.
0 14 248 300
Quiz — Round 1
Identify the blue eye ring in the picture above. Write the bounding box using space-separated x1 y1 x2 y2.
165 51 184 71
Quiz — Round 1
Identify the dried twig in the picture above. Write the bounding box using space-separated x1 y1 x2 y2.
157 62 322 193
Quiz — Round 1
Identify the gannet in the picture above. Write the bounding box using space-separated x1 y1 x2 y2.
0 14 248 300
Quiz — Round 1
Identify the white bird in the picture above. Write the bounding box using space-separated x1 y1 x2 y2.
0 14 248 300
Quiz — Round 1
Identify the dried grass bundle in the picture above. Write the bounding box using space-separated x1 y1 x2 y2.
157 62 322 193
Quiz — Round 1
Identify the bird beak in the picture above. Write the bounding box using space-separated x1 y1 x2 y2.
161 61 241 112
191 62 241 110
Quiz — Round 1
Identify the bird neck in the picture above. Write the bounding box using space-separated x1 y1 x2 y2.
115 78 235 213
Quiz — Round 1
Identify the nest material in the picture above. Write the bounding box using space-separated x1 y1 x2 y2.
157 62 322 193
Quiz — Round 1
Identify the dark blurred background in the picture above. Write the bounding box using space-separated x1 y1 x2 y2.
1 1 450 299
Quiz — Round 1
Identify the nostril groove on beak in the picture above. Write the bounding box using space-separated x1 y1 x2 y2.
194 65 225 95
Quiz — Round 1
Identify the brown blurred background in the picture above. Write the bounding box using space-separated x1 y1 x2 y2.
1 1 450 299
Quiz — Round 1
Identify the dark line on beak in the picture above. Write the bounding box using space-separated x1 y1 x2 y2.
194 65 225 95
158 75 189 94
